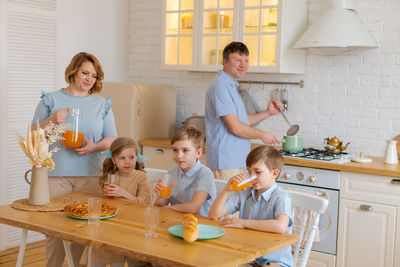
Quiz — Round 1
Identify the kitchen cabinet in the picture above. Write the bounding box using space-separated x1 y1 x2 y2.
142 145 207 170
162 0 307 74
337 172 400 267
308 251 336 267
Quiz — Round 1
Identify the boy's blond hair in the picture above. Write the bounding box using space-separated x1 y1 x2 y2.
246 145 284 179
171 125 204 149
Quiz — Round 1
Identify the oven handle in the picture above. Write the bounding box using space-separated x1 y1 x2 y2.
391 179 400 185
316 190 329 200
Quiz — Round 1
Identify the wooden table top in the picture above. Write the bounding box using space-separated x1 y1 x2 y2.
140 138 400 177
0 191 298 267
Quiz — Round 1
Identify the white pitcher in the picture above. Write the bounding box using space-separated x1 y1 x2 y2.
384 140 398 164
24 167 50 205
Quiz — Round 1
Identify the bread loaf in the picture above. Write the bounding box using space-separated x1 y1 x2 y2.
64 202 116 218
182 214 199 242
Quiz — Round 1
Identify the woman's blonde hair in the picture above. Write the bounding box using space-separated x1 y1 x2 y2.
99 137 145 188
65 52 104 94
246 145 284 179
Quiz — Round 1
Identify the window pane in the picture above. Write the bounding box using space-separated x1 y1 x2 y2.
166 0 179 11
219 10 233 33
245 9 260 33
166 13 179 34
203 11 217 34
262 8 277 32
260 34 276 66
204 0 217 9
181 0 194 10
262 0 278 5
180 37 193 65
165 37 178 65
203 36 217 65
218 36 232 65
181 12 193 34
244 35 259 66
220 0 234 9
245 0 260 7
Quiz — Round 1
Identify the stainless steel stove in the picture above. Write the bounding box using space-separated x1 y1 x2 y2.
281 148 352 163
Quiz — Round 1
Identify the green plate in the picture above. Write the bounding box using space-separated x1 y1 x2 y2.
168 224 225 240
67 210 118 220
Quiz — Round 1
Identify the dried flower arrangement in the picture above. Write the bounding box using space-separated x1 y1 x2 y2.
17 122 67 170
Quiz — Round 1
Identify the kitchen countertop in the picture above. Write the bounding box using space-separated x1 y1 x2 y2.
139 139 400 177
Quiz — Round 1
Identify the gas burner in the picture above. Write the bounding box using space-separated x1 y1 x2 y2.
281 148 352 163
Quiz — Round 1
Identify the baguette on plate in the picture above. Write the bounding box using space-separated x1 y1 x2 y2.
182 213 199 242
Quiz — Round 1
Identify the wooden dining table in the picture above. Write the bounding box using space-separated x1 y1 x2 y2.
0 191 298 267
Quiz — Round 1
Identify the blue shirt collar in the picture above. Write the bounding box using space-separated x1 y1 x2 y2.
247 183 278 202
177 159 202 178
218 70 239 89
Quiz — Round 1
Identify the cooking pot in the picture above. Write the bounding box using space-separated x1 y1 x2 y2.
282 135 303 153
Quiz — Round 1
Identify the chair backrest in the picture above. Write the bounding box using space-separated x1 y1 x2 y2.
215 179 227 195
144 168 167 186
286 190 329 267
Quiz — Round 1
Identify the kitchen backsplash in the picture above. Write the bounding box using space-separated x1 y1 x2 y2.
128 0 400 157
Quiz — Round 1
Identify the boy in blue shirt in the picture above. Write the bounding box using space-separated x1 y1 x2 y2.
209 145 293 267
155 126 216 217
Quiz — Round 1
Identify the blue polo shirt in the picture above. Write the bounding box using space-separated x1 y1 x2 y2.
168 160 216 217
205 70 250 170
224 183 293 267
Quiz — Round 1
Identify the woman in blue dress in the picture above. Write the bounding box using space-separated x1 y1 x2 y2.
32 52 117 266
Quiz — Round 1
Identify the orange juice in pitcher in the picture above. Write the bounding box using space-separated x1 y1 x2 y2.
62 130 84 148
63 108 84 148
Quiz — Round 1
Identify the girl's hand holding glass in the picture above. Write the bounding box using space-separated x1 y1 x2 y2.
103 183 125 198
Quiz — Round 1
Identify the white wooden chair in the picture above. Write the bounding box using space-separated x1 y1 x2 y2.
287 190 329 267
215 178 227 195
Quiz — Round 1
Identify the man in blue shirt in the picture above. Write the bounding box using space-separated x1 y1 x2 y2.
205 42 282 180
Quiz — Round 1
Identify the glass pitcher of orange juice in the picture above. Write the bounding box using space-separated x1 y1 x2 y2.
62 108 84 148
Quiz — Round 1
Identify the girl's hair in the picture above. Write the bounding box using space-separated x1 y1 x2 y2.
65 52 104 94
99 137 145 188
246 145 284 179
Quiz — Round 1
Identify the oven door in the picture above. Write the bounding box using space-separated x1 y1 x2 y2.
277 182 338 255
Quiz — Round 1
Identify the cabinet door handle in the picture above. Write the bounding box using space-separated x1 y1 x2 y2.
390 179 400 185
359 205 373 212
155 149 164 153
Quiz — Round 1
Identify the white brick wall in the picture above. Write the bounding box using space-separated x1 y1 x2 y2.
128 0 400 157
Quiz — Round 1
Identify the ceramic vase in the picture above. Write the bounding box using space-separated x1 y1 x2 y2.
24 167 50 205
384 140 398 164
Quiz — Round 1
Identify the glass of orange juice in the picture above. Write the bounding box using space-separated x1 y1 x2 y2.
231 173 257 191
62 108 84 148
159 174 172 198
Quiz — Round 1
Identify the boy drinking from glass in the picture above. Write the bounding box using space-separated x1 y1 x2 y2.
154 125 216 217
209 145 292 267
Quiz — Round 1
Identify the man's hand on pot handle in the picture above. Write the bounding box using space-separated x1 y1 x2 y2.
260 131 280 144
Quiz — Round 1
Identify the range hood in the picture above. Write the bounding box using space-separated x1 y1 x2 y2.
293 4 377 55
